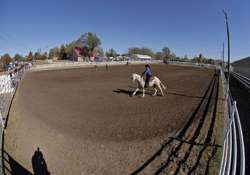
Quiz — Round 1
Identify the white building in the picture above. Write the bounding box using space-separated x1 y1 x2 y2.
130 54 152 60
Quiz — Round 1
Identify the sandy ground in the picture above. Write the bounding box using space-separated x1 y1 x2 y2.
3 64 214 175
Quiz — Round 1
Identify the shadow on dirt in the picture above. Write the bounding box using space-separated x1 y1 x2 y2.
167 91 203 99
2 147 50 175
113 89 133 96
113 88 161 96
2 150 33 175
32 147 50 175
113 88 204 99
130 72 222 175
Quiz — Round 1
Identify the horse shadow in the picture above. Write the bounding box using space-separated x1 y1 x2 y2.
113 89 134 96
113 88 162 97
3 147 50 175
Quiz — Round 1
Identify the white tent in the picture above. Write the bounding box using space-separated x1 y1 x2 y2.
131 54 152 60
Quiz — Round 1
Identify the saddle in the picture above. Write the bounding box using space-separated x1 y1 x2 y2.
144 77 153 88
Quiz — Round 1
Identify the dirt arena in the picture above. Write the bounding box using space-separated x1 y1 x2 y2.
3 64 217 175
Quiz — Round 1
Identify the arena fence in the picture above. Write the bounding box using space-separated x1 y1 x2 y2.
31 60 164 71
0 64 31 174
231 71 250 90
166 62 246 175
219 67 245 175
165 60 216 69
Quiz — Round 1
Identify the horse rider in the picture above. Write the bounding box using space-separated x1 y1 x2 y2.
141 64 152 88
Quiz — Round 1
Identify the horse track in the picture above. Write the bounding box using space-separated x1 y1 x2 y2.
2 64 223 175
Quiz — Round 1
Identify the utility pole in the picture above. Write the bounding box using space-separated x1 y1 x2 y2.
223 10 231 88
222 43 225 72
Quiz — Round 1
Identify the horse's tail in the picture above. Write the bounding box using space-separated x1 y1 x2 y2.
154 76 167 91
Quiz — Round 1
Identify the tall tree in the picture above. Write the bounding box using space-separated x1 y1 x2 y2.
1 54 12 65
86 32 101 51
49 47 60 60
27 52 33 61
65 42 77 59
59 45 67 60
106 48 117 58
14 54 23 61
162 47 171 60
75 32 102 57
162 47 177 62
155 52 163 60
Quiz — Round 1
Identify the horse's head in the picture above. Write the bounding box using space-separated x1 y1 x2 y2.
131 73 138 82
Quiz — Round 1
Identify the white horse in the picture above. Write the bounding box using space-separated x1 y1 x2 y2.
131 73 167 97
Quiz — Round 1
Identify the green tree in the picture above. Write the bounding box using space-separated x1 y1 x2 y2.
1 54 12 65
162 47 171 60
34 52 39 60
75 32 102 58
14 54 23 61
59 45 67 60
155 52 163 60
86 32 101 51
27 51 33 61
34 52 47 60
106 48 117 58
162 47 177 62
65 42 77 59
49 47 60 59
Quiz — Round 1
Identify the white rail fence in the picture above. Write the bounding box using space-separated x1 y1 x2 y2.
231 71 250 90
219 68 245 175
32 60 164 71
0 65 31 175
0 65 29 128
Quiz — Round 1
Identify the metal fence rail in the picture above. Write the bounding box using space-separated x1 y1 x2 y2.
0 64 31 175
166 60 216 69
219 68 245 175
231 71 250 90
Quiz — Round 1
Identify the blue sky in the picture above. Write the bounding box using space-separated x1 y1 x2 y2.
0 0 249 61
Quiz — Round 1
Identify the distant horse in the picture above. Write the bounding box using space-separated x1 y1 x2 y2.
131 73 167 97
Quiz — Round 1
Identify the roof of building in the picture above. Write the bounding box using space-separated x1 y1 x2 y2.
133 54 152 59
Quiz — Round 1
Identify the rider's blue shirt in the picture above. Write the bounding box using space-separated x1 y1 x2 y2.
142 67 152 77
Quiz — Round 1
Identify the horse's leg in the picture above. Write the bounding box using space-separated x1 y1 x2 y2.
153 88 158 96
132 88 139 96
142 88 145 98
158 84 164 96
